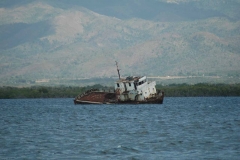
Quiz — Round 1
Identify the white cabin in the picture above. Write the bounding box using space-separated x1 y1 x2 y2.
114 76 157 102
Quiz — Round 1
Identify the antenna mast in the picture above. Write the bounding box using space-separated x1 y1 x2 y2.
115 61 121 79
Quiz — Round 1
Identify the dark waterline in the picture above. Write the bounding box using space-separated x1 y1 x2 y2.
0 97 240 159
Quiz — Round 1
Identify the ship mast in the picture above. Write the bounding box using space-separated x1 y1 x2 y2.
115 61 121 79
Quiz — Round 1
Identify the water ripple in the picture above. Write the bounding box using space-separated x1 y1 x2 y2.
0 97 240 159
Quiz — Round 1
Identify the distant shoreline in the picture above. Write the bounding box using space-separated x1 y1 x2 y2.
0 83 240 99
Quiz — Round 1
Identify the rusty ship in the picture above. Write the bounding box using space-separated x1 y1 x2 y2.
74 62 164 104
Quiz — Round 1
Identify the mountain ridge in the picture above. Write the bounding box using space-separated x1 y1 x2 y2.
0 0 240 86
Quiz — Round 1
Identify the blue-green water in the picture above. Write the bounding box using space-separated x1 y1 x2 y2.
0 97 240 159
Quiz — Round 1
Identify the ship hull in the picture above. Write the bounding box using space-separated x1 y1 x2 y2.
74 90 164 105
74 99 164 105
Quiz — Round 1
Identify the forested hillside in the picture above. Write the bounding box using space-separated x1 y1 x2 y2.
0 0 240 86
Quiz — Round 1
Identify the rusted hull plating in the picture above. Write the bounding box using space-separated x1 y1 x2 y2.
74 89 164 105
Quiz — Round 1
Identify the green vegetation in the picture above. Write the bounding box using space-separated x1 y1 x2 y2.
0 83 240 99
156 83 240 97
0 84 105 99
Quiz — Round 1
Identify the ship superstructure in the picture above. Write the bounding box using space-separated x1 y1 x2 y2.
115 76 160 102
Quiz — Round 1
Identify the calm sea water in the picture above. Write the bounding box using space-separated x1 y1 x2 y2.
0 97 240 159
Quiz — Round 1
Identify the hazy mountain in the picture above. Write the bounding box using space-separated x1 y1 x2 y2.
0 0 240 85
